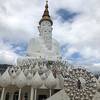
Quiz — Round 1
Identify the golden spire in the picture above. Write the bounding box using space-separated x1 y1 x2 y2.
39 0 53 25
46 0 48 5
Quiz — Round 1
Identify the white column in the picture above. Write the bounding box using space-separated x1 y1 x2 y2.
10 91 14 100
3 90 7 100
18 88 21 100
34 89 37 100
30 87 34 100
0 88 5 100
50 89 52 97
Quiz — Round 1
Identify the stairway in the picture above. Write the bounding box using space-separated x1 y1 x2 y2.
46 89 70 100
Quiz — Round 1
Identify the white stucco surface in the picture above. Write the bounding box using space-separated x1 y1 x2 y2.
46 89 70 100
27 37 60 59
93 92 100 100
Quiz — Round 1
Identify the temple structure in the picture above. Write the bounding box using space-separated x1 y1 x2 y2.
0 1 100 100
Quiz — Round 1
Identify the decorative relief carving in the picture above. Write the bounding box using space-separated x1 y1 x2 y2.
64 68 97 100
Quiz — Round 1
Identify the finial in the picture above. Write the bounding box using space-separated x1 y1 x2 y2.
46 0 48 4
45 0 48 9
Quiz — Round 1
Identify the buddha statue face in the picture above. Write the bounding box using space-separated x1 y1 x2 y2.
38 21 52 36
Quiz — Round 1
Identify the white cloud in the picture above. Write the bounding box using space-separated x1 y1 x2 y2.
0 50 18 64
0 40 18 64
52 0 100 66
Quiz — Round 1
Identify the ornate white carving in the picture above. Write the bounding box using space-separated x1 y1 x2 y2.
15 71 26 88
64 68 97 100
0 68 11 87
32 71 43 88
45 71 57 89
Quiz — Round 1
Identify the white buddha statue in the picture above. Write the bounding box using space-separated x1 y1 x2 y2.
27 1 60 60
17 1 61 66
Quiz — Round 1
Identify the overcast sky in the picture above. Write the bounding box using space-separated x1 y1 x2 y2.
0 0 100 72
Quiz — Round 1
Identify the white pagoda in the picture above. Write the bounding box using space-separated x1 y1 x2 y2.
0 1 100 100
